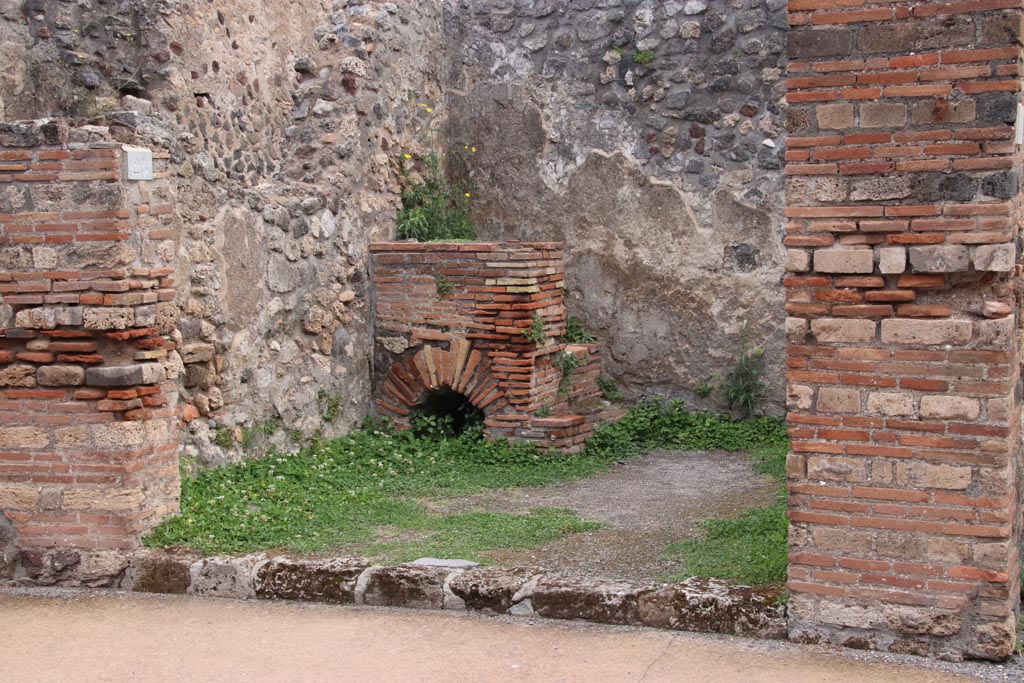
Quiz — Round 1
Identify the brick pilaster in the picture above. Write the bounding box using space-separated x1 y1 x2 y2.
0 120 180 577
785 1 1023 660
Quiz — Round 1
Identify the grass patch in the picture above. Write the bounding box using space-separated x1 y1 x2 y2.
662 496 788 587
146 400 788 571
661 427 790 587
365 508 603 564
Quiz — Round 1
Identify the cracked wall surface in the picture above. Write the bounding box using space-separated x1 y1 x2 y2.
443 0 788 410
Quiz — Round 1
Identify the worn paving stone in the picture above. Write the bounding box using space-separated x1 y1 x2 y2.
640 577 787 639
187 555 263 599
448 566 541 613
359 564 450 610
533 577 656 626
122 549 199 594
254 557 370 604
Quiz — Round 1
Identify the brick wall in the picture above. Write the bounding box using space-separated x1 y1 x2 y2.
370 242 618 452
0 120 180 581
785 2 1023 660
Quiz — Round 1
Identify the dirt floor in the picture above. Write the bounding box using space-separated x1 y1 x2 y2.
4 589 1021 683
423 449 780 581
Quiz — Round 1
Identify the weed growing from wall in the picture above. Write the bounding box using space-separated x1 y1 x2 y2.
213 427 235 449
396 153 475 241
434 267 453 296
241 419 281 452
597 376 623 402
633 49 656 65
318 390 342 422
720 322 765 419
523 312 546 344
556 350 582 394
563 315 596 344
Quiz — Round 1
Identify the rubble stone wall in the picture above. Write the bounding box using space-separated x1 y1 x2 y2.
2 0 449 467
784 0 1023 661
444 0 789 410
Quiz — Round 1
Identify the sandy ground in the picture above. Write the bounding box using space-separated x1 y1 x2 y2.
5 588 1021 683
424 449 780 580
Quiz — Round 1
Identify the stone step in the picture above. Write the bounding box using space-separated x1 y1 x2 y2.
122 550 787 640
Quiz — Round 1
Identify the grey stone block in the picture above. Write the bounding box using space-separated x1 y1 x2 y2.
359 565 450 610
86 365 145 387
254 557 370 604
448 567 541 613
533 577 655 626
187 555 263 599
908 245 969 273
972 243 1015 272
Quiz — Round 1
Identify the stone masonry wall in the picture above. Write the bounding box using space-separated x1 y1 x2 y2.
1 0 794 454
444 0 789 411
784 0 1023 660
1 1 450 467
0 120 179 583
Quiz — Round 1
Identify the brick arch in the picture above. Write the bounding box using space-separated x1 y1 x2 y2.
375 340 508 422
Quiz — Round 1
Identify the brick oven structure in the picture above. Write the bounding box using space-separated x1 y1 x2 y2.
370 241 619 453
785 0 1023 660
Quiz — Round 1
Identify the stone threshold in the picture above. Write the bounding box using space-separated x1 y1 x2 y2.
119 550 787 639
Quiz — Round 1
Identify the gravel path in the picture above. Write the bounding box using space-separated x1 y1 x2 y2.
424 449 780 580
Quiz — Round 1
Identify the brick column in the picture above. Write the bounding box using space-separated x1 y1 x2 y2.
785 2 1023 660
0 120 180 583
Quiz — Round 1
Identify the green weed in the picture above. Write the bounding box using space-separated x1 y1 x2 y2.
721 322 766 419
213 427 235 449
597 376 623 402
434 267 453 295
318 390 342 423
633 49 656 65
563 315 596 344
523 312 546 344
556 350 582 394
396 153 475 242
